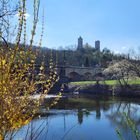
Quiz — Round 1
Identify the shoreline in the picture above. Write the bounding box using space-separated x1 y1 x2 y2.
63 83 140 98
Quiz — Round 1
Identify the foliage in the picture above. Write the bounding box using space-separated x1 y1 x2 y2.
0 0 61 139
33 46 126 68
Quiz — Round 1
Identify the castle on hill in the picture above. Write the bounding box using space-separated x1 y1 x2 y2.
77 36 100 52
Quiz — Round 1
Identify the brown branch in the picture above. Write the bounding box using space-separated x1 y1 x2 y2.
0 35 9 48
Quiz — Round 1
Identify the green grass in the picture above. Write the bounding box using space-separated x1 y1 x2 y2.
70 81 97 85
102 80 117 85
70 80 116 86
70 79 140 86
128 79 140 85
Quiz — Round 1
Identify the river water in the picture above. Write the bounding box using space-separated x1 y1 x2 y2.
9 95 140 140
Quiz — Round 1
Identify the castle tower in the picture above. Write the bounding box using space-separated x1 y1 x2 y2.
77 36 83 50
95 40 100 51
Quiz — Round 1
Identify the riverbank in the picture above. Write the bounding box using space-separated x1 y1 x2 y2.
65 81 140 97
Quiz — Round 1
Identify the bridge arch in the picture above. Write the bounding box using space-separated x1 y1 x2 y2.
83 72 93 80
56 66 103 81
69 71 81 81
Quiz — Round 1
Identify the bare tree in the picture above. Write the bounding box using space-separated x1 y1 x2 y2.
0 0 18 39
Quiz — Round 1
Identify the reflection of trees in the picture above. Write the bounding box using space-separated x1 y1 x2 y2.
95 100 101 120
77 109 91 124
77 109 84 124
52 97 111 115
7 117 49 140
106 101 140 140
77 99 104 124
107 101 140 124
69 96 113 124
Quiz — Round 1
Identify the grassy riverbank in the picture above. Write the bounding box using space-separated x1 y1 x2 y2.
70 79 140 86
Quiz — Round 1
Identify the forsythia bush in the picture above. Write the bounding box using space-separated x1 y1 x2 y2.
0 0 61 139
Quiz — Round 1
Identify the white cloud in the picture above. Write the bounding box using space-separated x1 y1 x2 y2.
122 46 127 50
24 13 30 19
15 12 30 19
114 50 120 54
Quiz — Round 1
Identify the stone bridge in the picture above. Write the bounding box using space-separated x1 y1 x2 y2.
57 66 103 81
35 65 103 81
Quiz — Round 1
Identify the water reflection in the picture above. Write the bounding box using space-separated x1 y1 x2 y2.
77 109 83 124
7 96 140 140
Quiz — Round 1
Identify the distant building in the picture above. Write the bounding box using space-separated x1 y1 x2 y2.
77 36 83 50
95 40 100 51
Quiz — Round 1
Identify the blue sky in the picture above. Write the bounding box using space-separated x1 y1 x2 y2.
23 0 140 53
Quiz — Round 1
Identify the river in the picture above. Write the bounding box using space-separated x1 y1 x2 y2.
7 95 140 140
